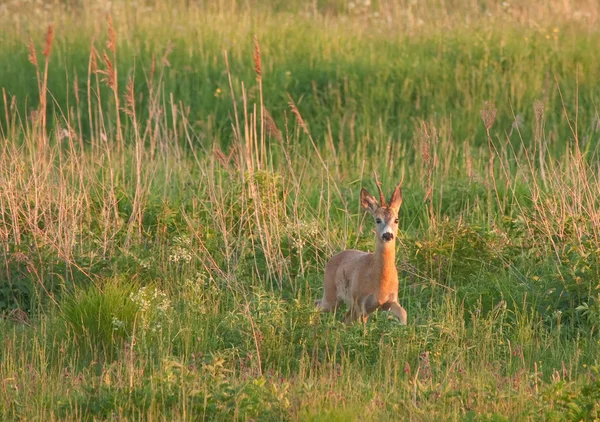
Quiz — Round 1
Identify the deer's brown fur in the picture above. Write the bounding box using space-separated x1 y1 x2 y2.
316 178 407 324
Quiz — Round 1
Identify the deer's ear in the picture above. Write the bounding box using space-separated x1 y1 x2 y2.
388 184 403 212
360 188 379 213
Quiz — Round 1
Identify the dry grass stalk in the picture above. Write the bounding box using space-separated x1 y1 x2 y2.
480 101 502 226
27 37 38 67
27 36 41 123
150 53 156 81
87 41 98 149
124 77 135 117
107 15 116 54
223 51 241 139
263 108 282 142
2 88 10 136
73 73 81 110
464 140 473 182
90 45 99 73
213 145 228 167
481 101 497 132
420 123 431 166
417 122 437 226
100 52 116 88
213 145 239 168
286 93 346 209
534 100 547 185
162 41 173 67
534 99 545 121
104 15 123 153
43 25 54 58
38 24 55 150
253 35 266 167
253 35 261 80
287 94 309 137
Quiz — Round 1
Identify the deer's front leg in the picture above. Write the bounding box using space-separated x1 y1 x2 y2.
344 296 377 324
386 301 408 325
358 294 379 323
344 299 365 324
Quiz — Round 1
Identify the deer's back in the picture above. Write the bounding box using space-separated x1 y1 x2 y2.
326 249 370 274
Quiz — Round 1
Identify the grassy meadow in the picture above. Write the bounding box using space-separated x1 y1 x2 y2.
2 0 600 419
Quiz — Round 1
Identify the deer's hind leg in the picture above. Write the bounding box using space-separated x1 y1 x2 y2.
316 262 342 312
340 295 373 325
344 297 372 324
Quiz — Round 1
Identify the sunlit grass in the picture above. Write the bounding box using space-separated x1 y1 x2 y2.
1 0 600 420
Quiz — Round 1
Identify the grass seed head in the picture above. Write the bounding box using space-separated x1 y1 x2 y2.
263 108 282 142
90 46 99 73
28 36 38 67
100 52 116 88
162 41 173 67
534 100 545 120
125 77 135 117
253 34 262 80
43 25 54 58
107 15 116 54
287 95 308 136
481 101 497 131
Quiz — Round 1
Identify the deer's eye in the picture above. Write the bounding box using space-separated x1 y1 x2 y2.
395 219 399 224
376 218 382 224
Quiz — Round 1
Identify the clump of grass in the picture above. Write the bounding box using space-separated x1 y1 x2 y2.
59 278 175 361
60 280 140 359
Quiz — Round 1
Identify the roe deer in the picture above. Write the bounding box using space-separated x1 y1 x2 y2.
316 175 407 324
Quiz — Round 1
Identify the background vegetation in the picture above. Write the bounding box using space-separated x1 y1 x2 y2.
1 0 600 419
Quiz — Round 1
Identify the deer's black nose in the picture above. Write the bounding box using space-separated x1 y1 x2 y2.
382 232 394 242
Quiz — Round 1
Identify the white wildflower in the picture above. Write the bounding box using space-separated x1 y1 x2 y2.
168 236 193 263
111 316 125 331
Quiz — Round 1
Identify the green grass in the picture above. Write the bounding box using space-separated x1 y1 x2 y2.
1 0 600 420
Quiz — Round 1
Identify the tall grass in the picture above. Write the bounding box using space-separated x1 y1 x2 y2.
2 0 600 151
1 0 600 420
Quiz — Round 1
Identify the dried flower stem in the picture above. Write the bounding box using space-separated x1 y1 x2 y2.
39 25 54 151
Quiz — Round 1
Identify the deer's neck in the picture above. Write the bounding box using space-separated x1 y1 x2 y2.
374 239 397 282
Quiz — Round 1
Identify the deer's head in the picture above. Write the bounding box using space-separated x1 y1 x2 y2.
360 177 403 243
